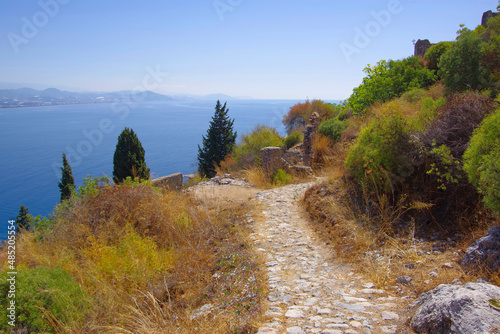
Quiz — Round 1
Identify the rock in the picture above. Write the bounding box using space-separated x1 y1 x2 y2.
396 276 412 284
381 311 399 321
404 263 415 269
462 226 500 272
287 326 303 334
409 282 500 333
152 172 183 190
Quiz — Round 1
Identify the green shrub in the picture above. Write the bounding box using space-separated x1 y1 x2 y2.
401 87 427 103
439 31 489 93
345 111 414 192
272 169 293 186
233 125 283 167
424 41 454 72
347 57 437 114
464 109 500 214
318 118 347 142
0 267 89 333
284 131 304 149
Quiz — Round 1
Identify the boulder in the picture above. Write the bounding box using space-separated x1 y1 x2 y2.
462 226 500 272
409 282 500 333
152 172 183 190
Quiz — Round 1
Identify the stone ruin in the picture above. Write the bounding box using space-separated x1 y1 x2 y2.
303 112 320 167
260 112 319 178
152 172 183 190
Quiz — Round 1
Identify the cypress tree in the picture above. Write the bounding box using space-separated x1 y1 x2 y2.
58 153 75 202
197 100 237 178
113 127 150 183
16 205 31 231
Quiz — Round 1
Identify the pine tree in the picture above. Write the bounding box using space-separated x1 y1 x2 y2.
16 205 31 231
113 127 150 183
197 100 237 178
58 153 75 202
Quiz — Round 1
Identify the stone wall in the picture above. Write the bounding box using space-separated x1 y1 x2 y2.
152 172 183 190
260 147 283 178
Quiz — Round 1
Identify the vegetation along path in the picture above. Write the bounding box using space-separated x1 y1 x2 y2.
251 182 408 334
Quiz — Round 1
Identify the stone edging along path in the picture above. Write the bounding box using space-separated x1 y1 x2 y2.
250 182 407 334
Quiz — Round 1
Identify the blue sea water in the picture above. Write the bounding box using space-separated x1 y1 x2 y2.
0 99 301 240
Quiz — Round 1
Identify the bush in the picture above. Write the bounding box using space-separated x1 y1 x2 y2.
401 87 427 103
318 118 347 142
272 169 293 186
284 131 304 149
439 31 490 93
424 41 454 72
282 100 336 134
345 111 415 192
347 57 437 114
464 109 500 214
422 92 496 158
0 267 89 333
233 125 283 167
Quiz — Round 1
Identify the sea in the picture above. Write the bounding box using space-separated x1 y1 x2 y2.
0 99 306 241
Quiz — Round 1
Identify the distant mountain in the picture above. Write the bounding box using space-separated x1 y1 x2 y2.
0 86 246 108
0 87 173 108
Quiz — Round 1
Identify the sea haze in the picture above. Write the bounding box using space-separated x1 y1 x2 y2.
0 99 307 240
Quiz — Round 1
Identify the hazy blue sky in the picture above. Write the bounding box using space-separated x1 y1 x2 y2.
0 0 498 99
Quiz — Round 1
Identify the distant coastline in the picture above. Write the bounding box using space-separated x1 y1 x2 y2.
0 87 251 109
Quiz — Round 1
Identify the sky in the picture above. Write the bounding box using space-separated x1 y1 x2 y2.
0 0 498 100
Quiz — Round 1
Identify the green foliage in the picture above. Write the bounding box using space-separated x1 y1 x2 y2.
347 57 437 114
318 118 347 142
464 109 500 214
439 31 490 93
424 41 454 72
77 175 111 198
113 127 150 183
284 131 303 149
58 153 75 202
0 267 89 333
483 14 500 84
427 142 463 191
401 87 427 103
198 100 237 178
272 169 293 186
409 96 446 131
16 205 32 231
345 111 414 192
233 125 283 167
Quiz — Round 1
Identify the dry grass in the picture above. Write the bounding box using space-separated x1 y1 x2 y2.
4 182 264 333
304 178 500 299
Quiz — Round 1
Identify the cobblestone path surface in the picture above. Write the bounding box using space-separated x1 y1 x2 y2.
250 183 406 334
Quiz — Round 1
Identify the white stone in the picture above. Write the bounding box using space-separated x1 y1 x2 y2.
381 311 399 320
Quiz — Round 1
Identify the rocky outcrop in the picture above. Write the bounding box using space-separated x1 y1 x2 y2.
409 282 500 333
152 172 183 190
462 226 500 273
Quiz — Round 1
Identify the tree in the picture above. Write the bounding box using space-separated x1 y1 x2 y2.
113 127 150 183
439 31 489 93
16 205 32 231
198 100 237 178
233 124 283 167
58 153 75 202
424 41 454 72
282 100 336 134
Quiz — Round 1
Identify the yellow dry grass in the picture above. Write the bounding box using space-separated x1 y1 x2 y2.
3 182 265 333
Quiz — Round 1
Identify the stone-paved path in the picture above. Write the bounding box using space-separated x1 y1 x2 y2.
250 182 406 334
